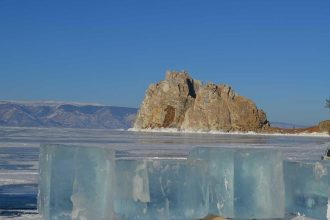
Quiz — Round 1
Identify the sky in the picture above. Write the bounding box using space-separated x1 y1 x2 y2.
0 0 329 125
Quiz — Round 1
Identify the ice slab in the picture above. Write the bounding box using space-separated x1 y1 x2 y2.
189 148 234 217
38 144 115 220
114 159 209 220
189 147 285 219
284 160 330 220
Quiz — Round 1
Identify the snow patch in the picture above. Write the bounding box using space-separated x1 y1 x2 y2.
0 100 103 107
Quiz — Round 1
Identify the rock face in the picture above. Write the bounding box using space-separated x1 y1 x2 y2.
134 71 269 132
318 120 330 134
134 71 200 129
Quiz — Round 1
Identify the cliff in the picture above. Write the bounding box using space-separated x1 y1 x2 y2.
134 71 269 132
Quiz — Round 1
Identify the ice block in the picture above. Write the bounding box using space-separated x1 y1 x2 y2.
189 147 285 219
114 159 209 220
284 160 330 220
189 148 234 217
38 144 76 220
38 144 115 220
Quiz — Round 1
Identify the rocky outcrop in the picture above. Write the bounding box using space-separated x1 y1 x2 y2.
134 71 269 132
318 120 330 134
181 83 268 131
134 71 201 129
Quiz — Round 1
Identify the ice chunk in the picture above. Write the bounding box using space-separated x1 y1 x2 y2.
114 159 209 220
38 144 76 220
189 147 285 219
38 144 115 220
234 149 284 219
114 160 150 219
189 148 234 217
284 160 330 220
70 147 115 220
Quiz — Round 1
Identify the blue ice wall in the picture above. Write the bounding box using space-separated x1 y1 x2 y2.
38 144 329 220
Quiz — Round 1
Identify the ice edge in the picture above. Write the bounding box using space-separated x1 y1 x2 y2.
128 127 330 137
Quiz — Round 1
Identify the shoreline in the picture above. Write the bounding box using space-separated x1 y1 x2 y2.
128 127 330 138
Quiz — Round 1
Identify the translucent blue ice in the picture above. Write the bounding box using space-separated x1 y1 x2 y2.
284 160 330 220
189 148 234 217
38 145 75 220
38 144 115 220
114 159 209 220
38 144 330 220
189 147 285 219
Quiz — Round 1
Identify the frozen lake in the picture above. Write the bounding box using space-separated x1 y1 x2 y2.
0 126 329 219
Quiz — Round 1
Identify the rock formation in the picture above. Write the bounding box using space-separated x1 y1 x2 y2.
318 120 330 134
134 71 269 132
133 71 200 129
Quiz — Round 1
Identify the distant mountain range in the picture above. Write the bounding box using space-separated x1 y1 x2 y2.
269 122 309 129
0 101 138 129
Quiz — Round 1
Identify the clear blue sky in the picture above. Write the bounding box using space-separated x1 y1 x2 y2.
0 0 329 125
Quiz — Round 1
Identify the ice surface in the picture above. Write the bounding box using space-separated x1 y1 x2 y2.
189 147 285 219
38 144 115 220
284 160 330 220
114 159 209 220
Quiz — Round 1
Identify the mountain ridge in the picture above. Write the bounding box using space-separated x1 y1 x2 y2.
0 100 138 129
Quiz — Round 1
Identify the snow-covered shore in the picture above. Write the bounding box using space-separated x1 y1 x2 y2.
128 127 330 138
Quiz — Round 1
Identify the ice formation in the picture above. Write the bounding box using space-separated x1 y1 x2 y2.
38 144 330 220
189 147 285 219
38 144 115 220
284 160 330 220
114 159 209 220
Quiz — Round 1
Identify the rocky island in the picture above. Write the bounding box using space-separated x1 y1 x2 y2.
134 71 269 132
134 71 329 135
